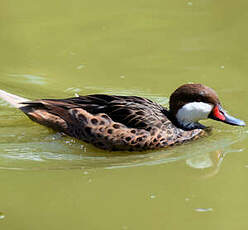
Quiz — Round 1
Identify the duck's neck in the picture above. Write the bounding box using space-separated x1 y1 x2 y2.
167 102 213 130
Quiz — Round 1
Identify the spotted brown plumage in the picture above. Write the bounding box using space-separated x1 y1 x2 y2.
0 84 244 151
20 94 204 151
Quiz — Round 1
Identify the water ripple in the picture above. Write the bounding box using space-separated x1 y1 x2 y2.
7 74 46 85
0 127 246 171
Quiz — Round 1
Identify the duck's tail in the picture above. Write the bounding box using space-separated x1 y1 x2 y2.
0 90 29 108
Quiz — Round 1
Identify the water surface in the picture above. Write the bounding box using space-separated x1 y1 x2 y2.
0 0 248 229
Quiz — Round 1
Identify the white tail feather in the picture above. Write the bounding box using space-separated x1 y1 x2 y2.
0 90 29 108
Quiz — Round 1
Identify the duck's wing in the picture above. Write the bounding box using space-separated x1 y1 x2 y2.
88 94 170 130
22 94 169 129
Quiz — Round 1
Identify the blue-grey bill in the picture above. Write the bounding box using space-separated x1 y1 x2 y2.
223 112 246 126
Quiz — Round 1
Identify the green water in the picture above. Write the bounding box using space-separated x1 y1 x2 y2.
0 0 248 229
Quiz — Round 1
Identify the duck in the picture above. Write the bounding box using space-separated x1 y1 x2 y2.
0 84 245 151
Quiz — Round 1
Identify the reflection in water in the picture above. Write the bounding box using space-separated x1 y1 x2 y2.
0 212 5 220
186 150 224 178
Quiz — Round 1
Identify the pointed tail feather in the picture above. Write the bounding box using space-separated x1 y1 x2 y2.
0 89 29 108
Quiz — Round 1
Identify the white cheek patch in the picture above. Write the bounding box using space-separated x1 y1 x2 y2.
176 102 213 125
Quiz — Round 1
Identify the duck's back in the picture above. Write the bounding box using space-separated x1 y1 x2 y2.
20 94 205 151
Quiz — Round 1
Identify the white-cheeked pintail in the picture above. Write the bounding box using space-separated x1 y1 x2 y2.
0 84 245 151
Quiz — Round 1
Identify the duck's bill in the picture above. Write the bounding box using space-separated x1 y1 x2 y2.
209 105 246 126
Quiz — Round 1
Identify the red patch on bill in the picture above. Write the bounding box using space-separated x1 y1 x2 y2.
213 106 225 121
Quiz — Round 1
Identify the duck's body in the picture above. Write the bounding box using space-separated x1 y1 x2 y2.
20 95 204 151
0 84 245 151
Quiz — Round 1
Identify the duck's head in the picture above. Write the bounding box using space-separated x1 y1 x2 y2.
169 83 245 130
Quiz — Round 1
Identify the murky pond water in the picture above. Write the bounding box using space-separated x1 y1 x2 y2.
0 0 248 229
